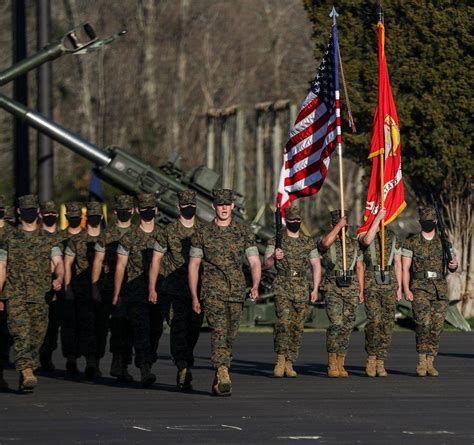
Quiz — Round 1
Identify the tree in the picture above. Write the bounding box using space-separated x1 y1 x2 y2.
304 0 474 315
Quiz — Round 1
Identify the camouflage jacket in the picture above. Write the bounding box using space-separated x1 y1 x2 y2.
190 220 259 302
65 230 101 295
402 232 447 298
319 234 362 298
95 224 132 293
117 224 161 302
0 227 61 303
265 233 319 302
360 229 401 291
153 218 202 295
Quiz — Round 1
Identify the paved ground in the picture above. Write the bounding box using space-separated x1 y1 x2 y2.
1 331 473 444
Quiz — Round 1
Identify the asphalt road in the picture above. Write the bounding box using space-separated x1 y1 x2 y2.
1 331 473 445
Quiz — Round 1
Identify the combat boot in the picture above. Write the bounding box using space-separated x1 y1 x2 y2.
273 354 286 378
0 362 8 390
416 353 427 377
365 355 376 377
118 363 134 383
40 352 55 372
110 354 122 378
19 368 37 391
85 355 99 380
327 353 339 378
337 354 349 377
376 359 387 377
212 366 232 396
176 367 193 391
284 360 297 378
426 355 439 377
95 358 103 378
140 364 156 388
65 357 79 376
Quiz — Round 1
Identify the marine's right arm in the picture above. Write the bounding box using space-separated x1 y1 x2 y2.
318 217 347 251
401 238 414 301
189 229 203 314
0 258 6 311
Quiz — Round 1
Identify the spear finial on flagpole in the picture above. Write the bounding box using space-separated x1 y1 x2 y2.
377 2 384 23
329 6 339 25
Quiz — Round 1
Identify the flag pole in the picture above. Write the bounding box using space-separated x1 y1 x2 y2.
378 5 385 272
330 6 347 274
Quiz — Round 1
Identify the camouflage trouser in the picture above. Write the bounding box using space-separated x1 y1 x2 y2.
325 294 357 354
168 292 204 369
364 288 396 359
204 296 243 369
7 299 48 371
58 298 78 358
273 295 308 362
0 308 11 367
126 301 165 368
40 297 60 356
412 291 448 356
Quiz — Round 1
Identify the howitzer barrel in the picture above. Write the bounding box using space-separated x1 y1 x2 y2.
0 23 97 87
0 93 112 166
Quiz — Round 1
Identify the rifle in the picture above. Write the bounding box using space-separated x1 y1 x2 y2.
275 204 283 250
431 195 455 269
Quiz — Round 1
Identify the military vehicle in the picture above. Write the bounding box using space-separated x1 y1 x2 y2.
0 23 469 332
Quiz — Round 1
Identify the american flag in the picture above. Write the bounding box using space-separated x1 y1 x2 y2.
277 24 341 212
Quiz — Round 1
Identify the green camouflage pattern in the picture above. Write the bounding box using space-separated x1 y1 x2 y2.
66 231 101 297
325 294 358 354
118 225 161 301
18 194 39 209
66 202 82 217
364 288 396 359
204 295 243 368
137 193 156 208
115 194 134 209
418 206 436 220
212 188 234 205
401 232 447 297
40 200 57 213
178 189 197 206
95 225 132 293
285 205 301 220
190 220 258 303
87 201 103 216
402 232 448 356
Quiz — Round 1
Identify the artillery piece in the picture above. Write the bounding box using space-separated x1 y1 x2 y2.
0 22 469 331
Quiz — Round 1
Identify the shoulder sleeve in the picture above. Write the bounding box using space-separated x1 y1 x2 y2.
117 232 131 256
94 233 106 253
153 228 168 253
189 229 204 258
65 238 76 257
308 238 321 259
51 246 62 258
244 226 259 258
0 239 7 261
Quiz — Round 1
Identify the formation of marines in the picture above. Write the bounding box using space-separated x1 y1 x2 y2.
0 189 459 395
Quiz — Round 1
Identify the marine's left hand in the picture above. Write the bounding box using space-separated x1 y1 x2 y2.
310 289 318 303
52 278 63 291
448 258 458 271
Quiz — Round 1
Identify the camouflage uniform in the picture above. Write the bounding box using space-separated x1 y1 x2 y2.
320 214 362 356
361 229 401 360
189 190 259 369
0 195 62 372
153 190 204 370
117 194 161 369
38 201 61 366
64 202 102 359
265 210 319 363
94 195 134 365
402 208 448 357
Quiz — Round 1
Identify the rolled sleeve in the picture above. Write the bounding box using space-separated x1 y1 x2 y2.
65 246 76 257
117 244 130 256
95 241 106 253
401 248 413 258
0 249 7 262
51 246 62 258
153 241 167 253
265 244 275 257
189 246 203 258
245 246 259 257
309 248 321 259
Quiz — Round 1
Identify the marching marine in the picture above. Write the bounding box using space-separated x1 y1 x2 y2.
64 201 104 380
263 205 321 378
92 195 135 382
149 189 204 391
359 208 402 377
318 210 364 378
188 189 261 396
401 206 458 376
114 193 161 387
0 195 64 391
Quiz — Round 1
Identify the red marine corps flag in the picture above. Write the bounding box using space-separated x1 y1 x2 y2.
357 20 406 235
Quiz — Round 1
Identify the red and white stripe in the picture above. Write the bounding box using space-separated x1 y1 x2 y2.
277 90 340 212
